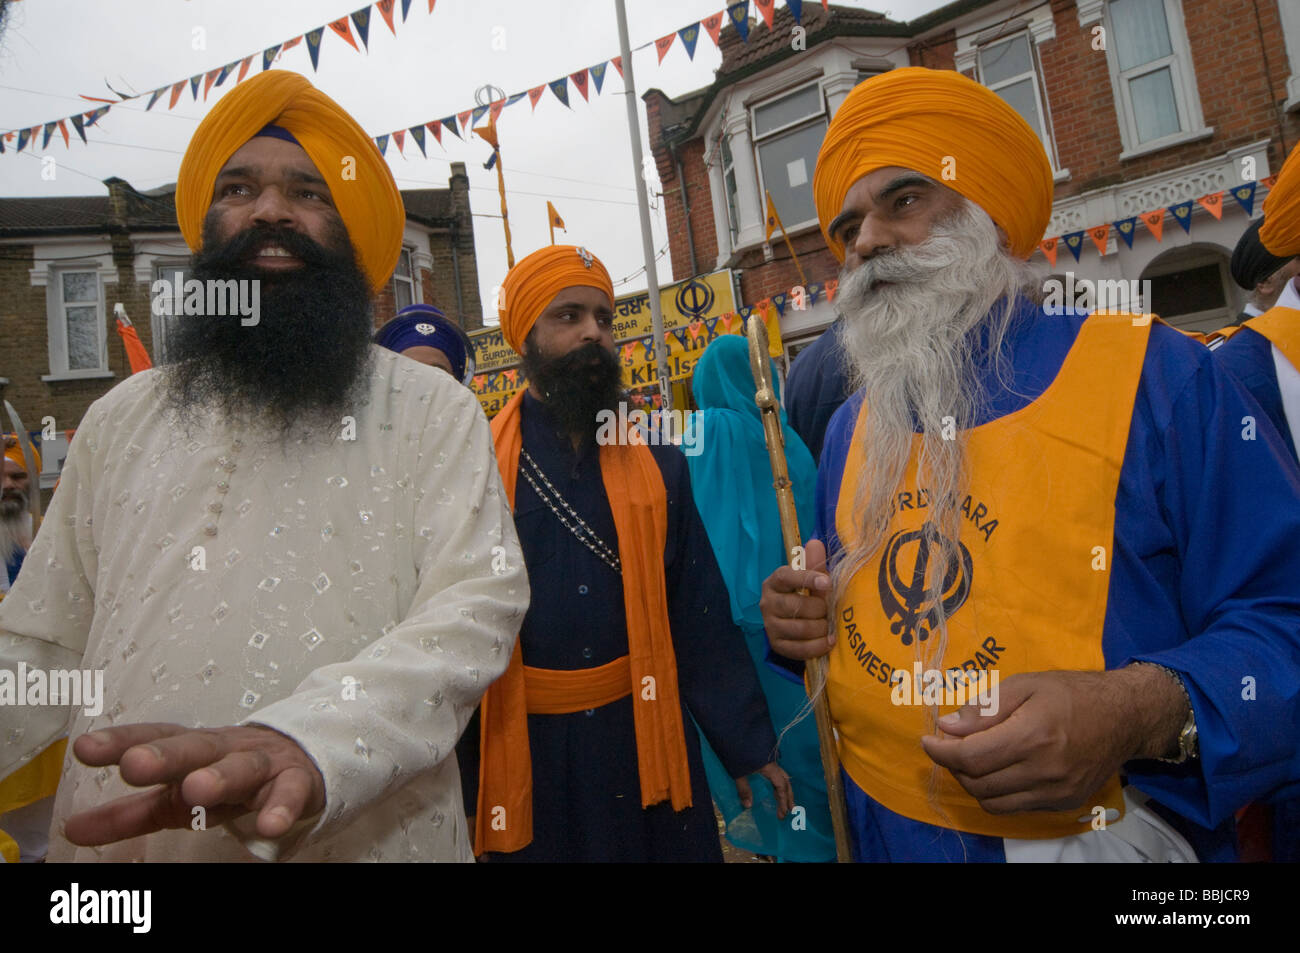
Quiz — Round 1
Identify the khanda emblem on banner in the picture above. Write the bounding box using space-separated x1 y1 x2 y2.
877 524 973 646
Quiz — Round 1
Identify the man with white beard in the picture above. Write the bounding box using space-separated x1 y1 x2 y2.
0 436 37 600
760 67 1300 862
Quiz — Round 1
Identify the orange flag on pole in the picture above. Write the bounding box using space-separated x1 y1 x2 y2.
547 201 565 244
113 305 152 374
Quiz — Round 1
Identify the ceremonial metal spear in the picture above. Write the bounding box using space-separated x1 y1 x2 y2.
746 316 853 863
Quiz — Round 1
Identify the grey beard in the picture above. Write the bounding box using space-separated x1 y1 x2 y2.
829 199 1041 702
0 510 32 565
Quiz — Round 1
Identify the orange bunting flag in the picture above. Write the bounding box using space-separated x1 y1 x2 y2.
1261 175 1278 190
622 342 636 362
1195 192 1223 220
1087 224 1109 256
426 120 443 145
168 80 186 109
282 35 303 52
528 86 545 110
236 55 254 84
824 278 839 302
570 70 590 102
203 68 221 100
655 33 676 63
392 129 405 154
489 98 505 122
57 119 69 148
1039 237 1058 267
376 0 398 35
429 0 437 12
1140 209 1165 242
612 56 624 77
753 0 776 28
329 17 360 52
457 109 473 131
719 312 736 332
702 11 725 45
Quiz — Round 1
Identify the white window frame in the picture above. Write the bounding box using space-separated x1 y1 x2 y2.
975 30 1062 172
1093 0 1212 159
43 264 112 381
749 79 828 236
391 246 418 312
720 135 740 246
151 259 191 365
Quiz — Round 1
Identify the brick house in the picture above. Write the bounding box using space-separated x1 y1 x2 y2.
645 0 1300 377
0 163 480 492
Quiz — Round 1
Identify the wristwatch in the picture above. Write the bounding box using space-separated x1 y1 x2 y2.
1143 663 1198 764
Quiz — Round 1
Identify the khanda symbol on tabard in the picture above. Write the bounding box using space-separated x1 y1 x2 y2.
877 524 973 646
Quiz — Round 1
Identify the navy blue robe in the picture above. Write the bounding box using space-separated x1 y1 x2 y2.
459 392 777 861
785 318 850 465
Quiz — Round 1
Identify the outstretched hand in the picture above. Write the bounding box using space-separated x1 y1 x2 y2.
64 723 325 847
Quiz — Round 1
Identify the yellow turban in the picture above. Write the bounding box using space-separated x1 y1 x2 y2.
1260 144 1300 257
813 66 1053 261
174 70 404 292
498 245 615 354
3 435 40 473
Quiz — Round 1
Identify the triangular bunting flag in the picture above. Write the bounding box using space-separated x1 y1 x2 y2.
672 328 689 348
787 0 803 23
528 85 546 110
401 0 413 20
16 128 29 152
704 316 720 334
728 1 751 42
441 115 461 139
590 62 608 94
1062 231 1084 261
1261 175 1277 190
375 134 389 156
549 77 570 108
1112 217 1137 249
1230 181 1258 217
702 11 725 46
283 35 303 52
237 55 254 84
678 23 700 60
458 108 473 131
688 319 705 341
771 292 787 315
28 125 39 145
824 278 838 302
376 0 397 35
189 74 201 100
306 27 325 71
409 125 427 156
505 92 527 107
392 129 405 154
425 120 443 145
471 105 489 127
263 44 282 71
655 32 676 64
1169 200 1193 234
84 106 109 127
41 122 56 150
329 17 360 53
570 70 589 101
215 61 237 89
753 0 776 29
169 80 186 109
1140 209 1164 242
146 87 165 111
351 8 371 49
806 284 821 306
489 98 505 122
1195 192 1223 220
57 119 69 148
203 68 221 100
70 113 86 143
1087 224 1109 256
1039 237 1058 267
428 0 436 12
612 56 624 77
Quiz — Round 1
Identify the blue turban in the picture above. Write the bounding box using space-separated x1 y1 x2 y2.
374 305 474 384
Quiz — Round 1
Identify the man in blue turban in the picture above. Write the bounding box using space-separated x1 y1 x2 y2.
375 304 475 384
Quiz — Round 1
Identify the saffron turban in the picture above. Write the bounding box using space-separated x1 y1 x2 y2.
813 66 1053 261
498 245 615 354
174 70 405 292
1261 145 1300 257
3 435 40 473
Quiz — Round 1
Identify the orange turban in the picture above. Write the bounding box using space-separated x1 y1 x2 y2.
174 70 404 292
3 435 40 473
813 67 1053 261
1260 145 1300 257
498 245 615 353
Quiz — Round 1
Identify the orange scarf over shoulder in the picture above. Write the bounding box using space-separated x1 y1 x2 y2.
474 390 692 855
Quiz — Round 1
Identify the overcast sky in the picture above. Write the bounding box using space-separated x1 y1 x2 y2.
0 0 949 322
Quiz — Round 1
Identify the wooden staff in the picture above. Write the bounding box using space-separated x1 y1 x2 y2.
746 316 852 863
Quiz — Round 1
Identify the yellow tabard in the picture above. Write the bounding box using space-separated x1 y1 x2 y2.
1244 306 1300 368
830 312 1152 839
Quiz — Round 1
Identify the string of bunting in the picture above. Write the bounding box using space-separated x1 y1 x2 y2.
3 0 821 158
1036 177 1277 267
469 274 840 406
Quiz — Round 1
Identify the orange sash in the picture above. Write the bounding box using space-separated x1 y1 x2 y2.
829 313 1150 838
475 389 692 855
1244 306 1300 367
524 656 632 714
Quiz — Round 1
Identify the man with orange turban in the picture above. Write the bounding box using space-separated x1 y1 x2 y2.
759 67 1300 862
0 70 528 863
460 244 791 861
1 434 38 600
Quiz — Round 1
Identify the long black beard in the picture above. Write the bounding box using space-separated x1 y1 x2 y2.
161 218 375 438
520 338 624 438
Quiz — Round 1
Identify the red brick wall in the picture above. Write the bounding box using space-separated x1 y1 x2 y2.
908 28 957 70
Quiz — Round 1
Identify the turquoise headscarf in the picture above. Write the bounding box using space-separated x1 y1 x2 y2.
686 335 818 628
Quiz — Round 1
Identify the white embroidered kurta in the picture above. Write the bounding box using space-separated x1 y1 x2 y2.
0 346 527 861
